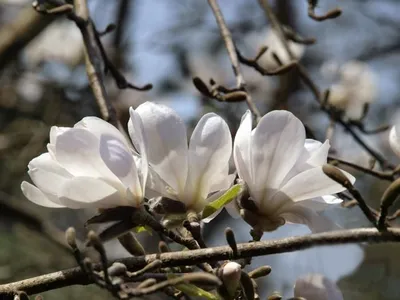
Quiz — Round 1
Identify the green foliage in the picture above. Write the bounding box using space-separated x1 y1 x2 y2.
202 184 242 219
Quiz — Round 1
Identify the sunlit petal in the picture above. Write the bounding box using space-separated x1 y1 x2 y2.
185 113 232 205
135 102 188 195
250 110 305 199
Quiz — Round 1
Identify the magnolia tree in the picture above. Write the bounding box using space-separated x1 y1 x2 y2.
1 0 400 300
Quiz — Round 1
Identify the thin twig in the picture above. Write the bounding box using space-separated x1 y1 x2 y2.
1 228 400 295
207 0 261 121
378 178 400 230
0 4 55 68
256 0 394 170
307 0 342 22
71 0 118 127
328 157 395 181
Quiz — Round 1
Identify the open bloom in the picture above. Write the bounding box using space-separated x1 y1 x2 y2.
294 274 343 300
323 60 376 120
257 28 305 69
231 110 355 232
128 102 233 221
389 123 400 158
21 116 148 209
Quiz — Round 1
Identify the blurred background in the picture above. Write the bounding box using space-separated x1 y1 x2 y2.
0 0 400 299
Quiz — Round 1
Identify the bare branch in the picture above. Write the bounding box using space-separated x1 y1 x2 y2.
1 228 400 295
207 0 261 121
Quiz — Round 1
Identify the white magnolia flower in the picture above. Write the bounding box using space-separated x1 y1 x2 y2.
128 102 233 221
324 60 376 120
257 28 305 69
389 123 400 158
21 116 148 209
294 274 344 300
231 110 355 232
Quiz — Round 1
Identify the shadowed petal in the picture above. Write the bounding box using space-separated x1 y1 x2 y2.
58 177 124 209
55 128 120 183
128 107 148 193
280 205 340 233
280 166 354 202
234 110 252 186
99 134 141 199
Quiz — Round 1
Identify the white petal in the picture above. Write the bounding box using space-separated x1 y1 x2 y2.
21 181 65 208
55 128 120 183
304 139 323 152
389 124 400 158
294 274 344 300
49 126 70 145
28 168 69 200
234 110 253 185
281 140 330 186
135 102 188 194
75 116 129 147
185 113 232 205
58 177 124 209
128 107 148 193
145 165 177 199
99 133 142 199
280 205 340 233
280 166 354 202
297 195 343 212
304 139 330 167
209 172 236 193
28 152 71 177
251 110 305 199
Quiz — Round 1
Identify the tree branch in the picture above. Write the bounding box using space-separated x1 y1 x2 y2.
1 228 400 296
0 4 56 69
71 0 119 128
207 0 261 121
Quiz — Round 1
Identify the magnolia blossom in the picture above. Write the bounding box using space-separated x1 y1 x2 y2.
230 110 355 232
21 116 148 209
323 60 376 120
389 123 400 158
128 102 233 221
294 274 344 300
257 28 305 69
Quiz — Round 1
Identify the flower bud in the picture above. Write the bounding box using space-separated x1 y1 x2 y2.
248 265 272 279
322 164 351 188
108 262 127 277
221 262 242 296
65 227 77 249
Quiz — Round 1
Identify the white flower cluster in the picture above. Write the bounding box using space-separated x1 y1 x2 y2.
21 102 354 232
322 60 376 120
